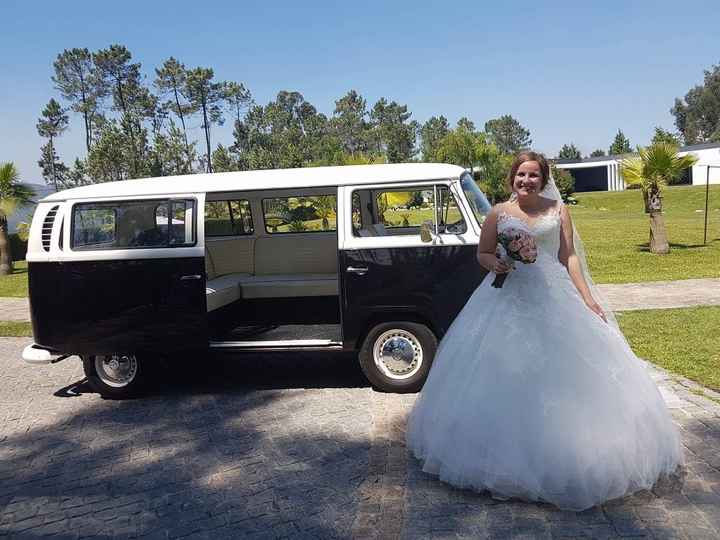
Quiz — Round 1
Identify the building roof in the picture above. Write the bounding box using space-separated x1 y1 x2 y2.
42 163 466 202
555 141 720 166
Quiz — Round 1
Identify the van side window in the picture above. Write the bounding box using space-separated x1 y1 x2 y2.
73 207 116 248
262 196 336 234
352 188 432 237
437 186 467 234
352 186 466 237
72 199 196 250
205 200 254 237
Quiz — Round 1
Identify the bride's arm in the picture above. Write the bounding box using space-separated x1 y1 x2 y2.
476 207 511 274
558 205 606 321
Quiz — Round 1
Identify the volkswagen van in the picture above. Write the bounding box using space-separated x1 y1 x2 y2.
22 163 491 397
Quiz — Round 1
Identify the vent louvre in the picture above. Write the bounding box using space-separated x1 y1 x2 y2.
41 206 59 252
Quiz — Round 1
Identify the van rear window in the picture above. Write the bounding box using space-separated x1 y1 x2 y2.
72 199 196 250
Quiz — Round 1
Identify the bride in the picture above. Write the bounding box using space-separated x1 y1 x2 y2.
406 151 683 511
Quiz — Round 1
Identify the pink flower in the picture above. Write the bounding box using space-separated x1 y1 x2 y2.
519 246 537 262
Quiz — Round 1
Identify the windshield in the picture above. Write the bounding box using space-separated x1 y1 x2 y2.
460 173 492 226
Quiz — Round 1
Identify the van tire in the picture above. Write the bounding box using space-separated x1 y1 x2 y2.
82 354 147 399
359 322 437 393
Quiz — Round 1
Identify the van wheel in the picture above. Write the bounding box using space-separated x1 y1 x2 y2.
359 322 437 393
82 354 146 399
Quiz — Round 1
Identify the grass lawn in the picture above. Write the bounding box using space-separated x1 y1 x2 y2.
0 321 32 337
0 261 28 297
618 306 720 392
570 184 720 283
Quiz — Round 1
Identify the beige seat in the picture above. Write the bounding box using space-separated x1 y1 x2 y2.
237 273 338 299
204 233 339 311
205 273 251 312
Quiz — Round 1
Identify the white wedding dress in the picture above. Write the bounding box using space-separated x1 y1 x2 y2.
406 207 684 511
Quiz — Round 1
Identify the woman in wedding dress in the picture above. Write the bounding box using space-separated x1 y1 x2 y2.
406 151 683 511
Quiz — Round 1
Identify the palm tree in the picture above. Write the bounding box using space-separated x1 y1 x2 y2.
314 196 336 230
620 143 698 254
0 163 36 275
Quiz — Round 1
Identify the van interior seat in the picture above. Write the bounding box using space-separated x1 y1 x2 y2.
237 273 338 299
204 234 338 311
205 272 252 312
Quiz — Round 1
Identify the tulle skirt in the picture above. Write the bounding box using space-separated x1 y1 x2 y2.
406 260 684 511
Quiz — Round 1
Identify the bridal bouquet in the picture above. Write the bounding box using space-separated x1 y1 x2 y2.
492 228 538 288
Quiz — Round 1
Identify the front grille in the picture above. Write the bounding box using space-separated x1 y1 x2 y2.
41 206 59 252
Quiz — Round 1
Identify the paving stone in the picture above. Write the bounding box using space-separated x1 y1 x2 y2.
3 335 720 539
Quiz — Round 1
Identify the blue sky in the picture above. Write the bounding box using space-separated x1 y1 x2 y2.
2 0 719 183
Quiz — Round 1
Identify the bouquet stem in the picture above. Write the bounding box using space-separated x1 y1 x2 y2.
491 273 508 288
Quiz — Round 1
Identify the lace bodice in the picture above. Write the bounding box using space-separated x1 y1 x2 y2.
497 208 562 262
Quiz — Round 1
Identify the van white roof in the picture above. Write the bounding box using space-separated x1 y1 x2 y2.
42 163 466 202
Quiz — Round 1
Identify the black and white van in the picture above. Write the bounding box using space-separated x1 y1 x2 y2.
22 163 491 397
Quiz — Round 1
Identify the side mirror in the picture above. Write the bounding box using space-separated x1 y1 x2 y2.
420 220 434 243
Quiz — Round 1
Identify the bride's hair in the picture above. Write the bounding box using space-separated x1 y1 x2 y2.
507 151 550 191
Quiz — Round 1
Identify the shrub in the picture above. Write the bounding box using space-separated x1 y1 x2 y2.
9 234 27 262
551 166 575 202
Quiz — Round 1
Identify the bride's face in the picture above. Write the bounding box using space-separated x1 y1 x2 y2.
513 161 544 197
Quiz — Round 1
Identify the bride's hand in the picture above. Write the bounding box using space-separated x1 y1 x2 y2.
493 259 512 274
585 300 607 322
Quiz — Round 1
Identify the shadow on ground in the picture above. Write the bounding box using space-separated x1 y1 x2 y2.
0 351 374 539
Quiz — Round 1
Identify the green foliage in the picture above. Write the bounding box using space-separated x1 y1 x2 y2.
369 98 417 163
620 143 698 212
0 164 35 275
558 143 581 160
435 127 510 204
185 67 227 172
609 129 631 155
550 165 575 202
36 99 70 189
484 115 531 154
456 117 476 132
154 57 195 172
332 90 370 156
37 142 68 190
93 44 154 178
211 144 238 173
589 149 606 157
651 126 682 147
288 220 309 232
53 48 102 152
419 115 450 161
0 163 35 221
671 62 720 144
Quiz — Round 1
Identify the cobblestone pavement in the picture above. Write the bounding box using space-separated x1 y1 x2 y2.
2 338 720 539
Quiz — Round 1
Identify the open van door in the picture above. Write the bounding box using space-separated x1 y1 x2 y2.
28 197 207 356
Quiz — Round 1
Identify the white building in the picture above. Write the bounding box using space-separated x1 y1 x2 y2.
555 142 720 192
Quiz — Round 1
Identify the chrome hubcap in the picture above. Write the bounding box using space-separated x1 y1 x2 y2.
95 354 137 388
373 329 423 380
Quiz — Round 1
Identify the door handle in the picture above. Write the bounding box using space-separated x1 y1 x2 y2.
346 266 369 276
180 274 203 281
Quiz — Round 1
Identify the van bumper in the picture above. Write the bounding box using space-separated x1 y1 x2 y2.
22 344 65 365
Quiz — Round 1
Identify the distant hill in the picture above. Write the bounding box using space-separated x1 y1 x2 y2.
7 184 56 233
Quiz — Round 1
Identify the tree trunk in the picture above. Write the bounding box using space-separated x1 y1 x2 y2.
201 98 213 173
0 217 13 275
649 211 670 254
172 85 191 172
